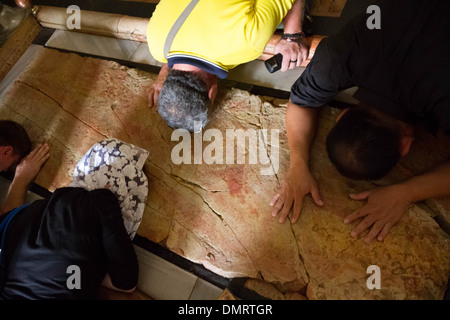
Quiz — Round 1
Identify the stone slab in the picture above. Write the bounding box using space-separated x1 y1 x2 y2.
0 47 448 299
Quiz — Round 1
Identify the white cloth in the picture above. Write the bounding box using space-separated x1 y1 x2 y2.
70 139 149 239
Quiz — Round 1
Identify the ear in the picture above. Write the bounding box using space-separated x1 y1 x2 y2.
208 82 218 103
1 145 13 156
399 135 414 156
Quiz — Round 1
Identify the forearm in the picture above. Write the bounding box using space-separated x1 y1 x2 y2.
271 101 322 221
159 63 169 76
283 0 305 33
0 178 29 214
101 274 136 293
286 101 319 169
399 160 450 203
156 63 169 86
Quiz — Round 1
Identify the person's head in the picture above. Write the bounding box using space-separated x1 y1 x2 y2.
0 120 32 172
326 106 414 180
157 67 218 133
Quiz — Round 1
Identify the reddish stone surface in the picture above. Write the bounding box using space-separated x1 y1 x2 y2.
0 47 448 299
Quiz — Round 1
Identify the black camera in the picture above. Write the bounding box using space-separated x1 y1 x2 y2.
264 53 283 73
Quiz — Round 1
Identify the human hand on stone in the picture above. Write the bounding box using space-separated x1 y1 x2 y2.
147 83 162 108
274 38 309 72
13 143 50 186
270 166 323 223
344 184 412 244
148 63 169 108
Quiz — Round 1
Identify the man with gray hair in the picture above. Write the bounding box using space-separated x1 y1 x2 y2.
157 69 212 133
147 0 309 132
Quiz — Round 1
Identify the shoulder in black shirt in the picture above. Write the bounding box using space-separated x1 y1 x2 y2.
0 187 138 300
290 0 450 134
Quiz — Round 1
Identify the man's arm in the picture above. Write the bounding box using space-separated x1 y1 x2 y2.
345 160 450 243
270 102 323 223
274 0 309 71
0 144 49 214
271 14 356 222
283 0 305 33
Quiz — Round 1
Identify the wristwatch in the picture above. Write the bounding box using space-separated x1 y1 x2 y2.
281 32 305 42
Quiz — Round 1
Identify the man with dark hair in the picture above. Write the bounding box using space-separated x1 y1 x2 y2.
326 106 407 181
0 120 49 214
0 120 32 161
270 0 450 244
147 0 309 132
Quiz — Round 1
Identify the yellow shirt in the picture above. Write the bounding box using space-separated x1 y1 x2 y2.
147 0 295 75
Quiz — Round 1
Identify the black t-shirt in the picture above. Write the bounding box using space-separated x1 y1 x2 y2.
291 0 450 134
0 187 138 299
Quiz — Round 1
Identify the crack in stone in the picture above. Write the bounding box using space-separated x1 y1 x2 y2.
171 172 209 193
168 217 244 272
254 108 309 283
146 160 261 274
253 102 310 284
145 166 231 258
336 238 358 257
143 195 236 267
109 103 134 143
257 122 280 185
152 118 170 145
17 80 107 139
288 222 311 284
249 98 309 284
5 100 80 160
